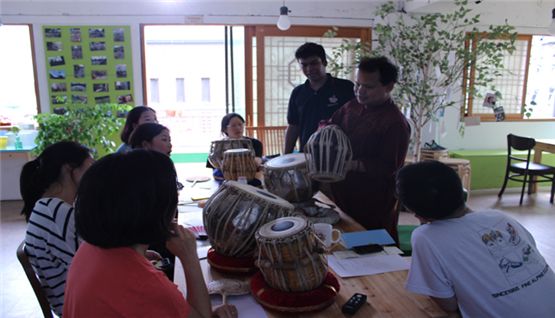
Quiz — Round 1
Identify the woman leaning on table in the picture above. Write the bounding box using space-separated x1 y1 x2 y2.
63 150 237 318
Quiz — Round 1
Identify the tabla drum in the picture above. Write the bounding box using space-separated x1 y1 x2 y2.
263 153 314 203
208 138 254 169
222 148 258 181
255 216 327 292
305 125 352 183
203 181 295 258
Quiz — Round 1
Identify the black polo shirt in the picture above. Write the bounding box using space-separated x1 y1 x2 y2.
287 74 354 151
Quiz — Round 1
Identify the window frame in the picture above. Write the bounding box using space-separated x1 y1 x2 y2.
463 33 554 122
0 23 41 116
243 25 370 128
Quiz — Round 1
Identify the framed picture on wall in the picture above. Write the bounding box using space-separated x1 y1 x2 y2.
43 25 134 109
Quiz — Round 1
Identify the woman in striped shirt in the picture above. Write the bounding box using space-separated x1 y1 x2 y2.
20 141 94 316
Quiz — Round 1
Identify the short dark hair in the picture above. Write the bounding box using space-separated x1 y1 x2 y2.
295 42 327 66
20 141 91 221
75 150 178 248
396 160 464 220
358 56 398 85
120 106 156 143
129 123 168 149
220 112 245 136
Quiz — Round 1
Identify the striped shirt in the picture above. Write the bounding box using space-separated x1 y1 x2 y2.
25 197 79 316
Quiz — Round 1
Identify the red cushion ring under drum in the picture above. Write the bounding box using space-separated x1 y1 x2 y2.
207 247 257 274
250 271 340 313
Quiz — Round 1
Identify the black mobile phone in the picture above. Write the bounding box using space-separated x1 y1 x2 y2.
353 244 384 255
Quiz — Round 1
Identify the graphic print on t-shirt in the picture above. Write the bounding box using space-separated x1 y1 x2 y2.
480 222 544 285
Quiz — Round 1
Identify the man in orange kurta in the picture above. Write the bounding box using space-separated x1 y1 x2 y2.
330 56 410 243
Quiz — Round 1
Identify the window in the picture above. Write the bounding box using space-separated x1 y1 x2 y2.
176 78 185 102
465 34 555 121
0 25 39 125
526 35 555 119
201 77 211 102
150 78 159 103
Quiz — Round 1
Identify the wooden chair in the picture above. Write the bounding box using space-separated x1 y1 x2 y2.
245 126 287 157
16 241 54 318
498 134 555 205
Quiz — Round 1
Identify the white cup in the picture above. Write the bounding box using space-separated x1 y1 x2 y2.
312 223 341 248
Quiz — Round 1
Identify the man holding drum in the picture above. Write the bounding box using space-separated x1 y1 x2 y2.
284 42 355 154
329 56 410 243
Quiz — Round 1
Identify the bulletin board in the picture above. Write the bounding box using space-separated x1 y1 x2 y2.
43 25 134 110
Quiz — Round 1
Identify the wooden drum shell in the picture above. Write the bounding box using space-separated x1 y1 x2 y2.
256 217 327 292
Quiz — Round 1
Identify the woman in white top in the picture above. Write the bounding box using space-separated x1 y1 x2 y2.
20 141 94 316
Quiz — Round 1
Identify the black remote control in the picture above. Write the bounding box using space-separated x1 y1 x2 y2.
341 293 367 315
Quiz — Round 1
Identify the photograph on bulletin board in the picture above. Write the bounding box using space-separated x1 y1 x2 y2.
43 25 134 111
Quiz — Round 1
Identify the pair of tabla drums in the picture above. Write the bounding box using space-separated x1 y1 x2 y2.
203 182 327 292
263 125 352 202
208 138 257 181
203 181 295 260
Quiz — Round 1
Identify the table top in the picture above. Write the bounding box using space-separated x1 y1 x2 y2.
0 145 35 152
535 139 555 149
175 188 456 317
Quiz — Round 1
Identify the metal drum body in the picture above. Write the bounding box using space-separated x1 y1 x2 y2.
203 181 294 258
264 153 314 202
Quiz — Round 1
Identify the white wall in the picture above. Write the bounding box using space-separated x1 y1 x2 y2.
2 0 554 150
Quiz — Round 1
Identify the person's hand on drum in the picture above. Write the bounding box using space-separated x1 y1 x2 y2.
212 304 238 318
166 223 198 260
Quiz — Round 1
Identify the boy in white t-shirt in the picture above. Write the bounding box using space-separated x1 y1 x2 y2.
396 161 555 318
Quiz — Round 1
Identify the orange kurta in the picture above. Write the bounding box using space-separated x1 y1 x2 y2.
330 98 410 242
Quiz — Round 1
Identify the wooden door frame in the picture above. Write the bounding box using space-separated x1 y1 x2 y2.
244 25 371 127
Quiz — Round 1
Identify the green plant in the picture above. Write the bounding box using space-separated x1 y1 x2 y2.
10 126 21 135
327 0 517 161
34 103 132 157
521 100 536 119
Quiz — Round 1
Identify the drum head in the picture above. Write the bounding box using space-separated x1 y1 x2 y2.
226 181 293 209
265 153 306 169
258 216 307 239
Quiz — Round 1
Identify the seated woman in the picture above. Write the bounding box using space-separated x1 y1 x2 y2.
207 113 263 186
64 150 237 317
20 141 94 316
128 122 177 278
129 122 172 156
117 106 157 153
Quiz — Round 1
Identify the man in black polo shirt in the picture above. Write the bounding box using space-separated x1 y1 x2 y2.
284 42 355 153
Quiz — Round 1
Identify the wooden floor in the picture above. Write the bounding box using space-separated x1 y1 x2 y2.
1 162 553 317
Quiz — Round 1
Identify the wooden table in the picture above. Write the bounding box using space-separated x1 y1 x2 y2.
531 139 555 193
175 191 456 317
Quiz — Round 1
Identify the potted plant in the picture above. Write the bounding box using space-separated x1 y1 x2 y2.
34 103 132 157
327 0 517 161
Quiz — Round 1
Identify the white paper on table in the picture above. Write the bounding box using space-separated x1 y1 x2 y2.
211 294 267 318
328 254 410 278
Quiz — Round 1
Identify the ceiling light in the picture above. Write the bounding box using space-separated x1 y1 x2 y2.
277 4 291 31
